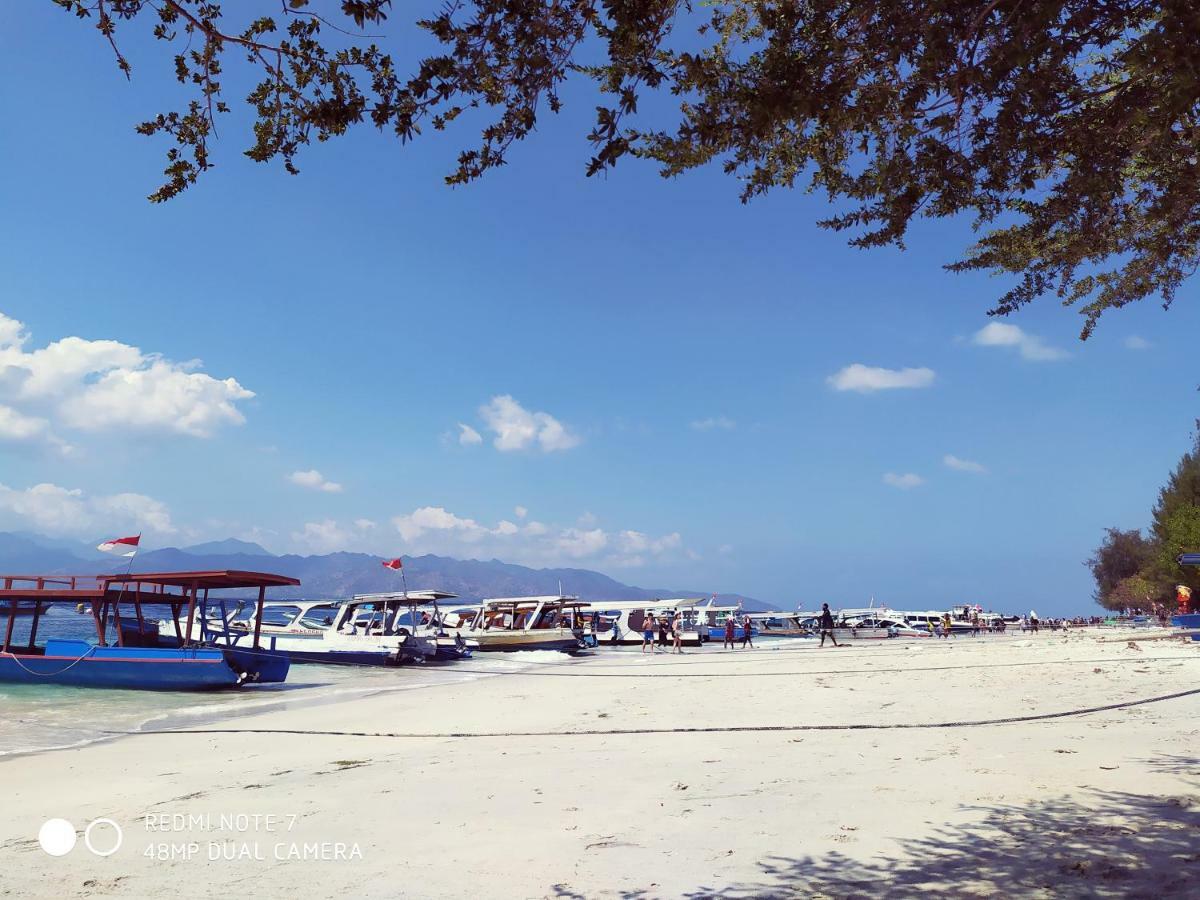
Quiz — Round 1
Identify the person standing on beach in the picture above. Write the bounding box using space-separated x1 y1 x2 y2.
642 612 656 654
741 613 754 648
723 614 736 649
819 603 839 647
658 614 670 648
942 612 953 638
1030 610 1040 633
671 611 683 654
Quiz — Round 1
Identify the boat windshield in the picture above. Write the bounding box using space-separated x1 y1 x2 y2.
297 604 338 629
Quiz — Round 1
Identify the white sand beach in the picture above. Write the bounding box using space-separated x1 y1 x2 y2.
2 630 1198 899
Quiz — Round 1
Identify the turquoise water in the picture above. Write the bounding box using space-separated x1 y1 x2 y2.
0 607 552 757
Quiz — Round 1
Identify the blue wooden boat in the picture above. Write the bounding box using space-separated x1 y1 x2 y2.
1172 554 1200 639
0 639 241 689
0 570 301 690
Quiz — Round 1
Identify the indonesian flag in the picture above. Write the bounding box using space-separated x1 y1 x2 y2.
98 535 140 557
381 558 403 570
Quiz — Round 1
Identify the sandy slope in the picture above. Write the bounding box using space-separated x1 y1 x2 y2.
1 629 1198 899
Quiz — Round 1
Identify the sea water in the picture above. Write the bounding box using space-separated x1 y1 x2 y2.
0 606 571 757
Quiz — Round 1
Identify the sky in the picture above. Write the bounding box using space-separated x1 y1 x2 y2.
0 5 1196 616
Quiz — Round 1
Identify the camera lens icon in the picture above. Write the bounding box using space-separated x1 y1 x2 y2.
38 818 123 857
37 819 76 857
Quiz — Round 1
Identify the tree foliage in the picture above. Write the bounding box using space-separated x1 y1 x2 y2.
1086 526 1157 610
56 1 1200 335
1089 422 1200 611
1149 423 1200 595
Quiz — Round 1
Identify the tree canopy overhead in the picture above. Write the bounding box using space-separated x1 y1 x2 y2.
57 1 1200 336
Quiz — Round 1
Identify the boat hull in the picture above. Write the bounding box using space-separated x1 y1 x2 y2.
0 639 242 690
1171 613 1200 640
470 632 584 652
706 626 757 641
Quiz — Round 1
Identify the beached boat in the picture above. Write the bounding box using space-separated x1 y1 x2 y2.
448 596 591 652
747 612 815 638
0 571 298 690
588 599 707 646
699 604 757 642
345 591 475 661
165 591 470 666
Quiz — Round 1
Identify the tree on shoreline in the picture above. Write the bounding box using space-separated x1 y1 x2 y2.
1089 422 1200 611
53 1 1200 337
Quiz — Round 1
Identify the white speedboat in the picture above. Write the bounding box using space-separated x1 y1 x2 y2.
162 598 428 666
349 591 475 661
447 596 590 652
587 599 706 646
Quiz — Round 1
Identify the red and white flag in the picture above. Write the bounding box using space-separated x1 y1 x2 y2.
97 535 140 558
381 558 403 570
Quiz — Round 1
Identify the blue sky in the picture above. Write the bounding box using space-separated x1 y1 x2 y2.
0 4 1196 615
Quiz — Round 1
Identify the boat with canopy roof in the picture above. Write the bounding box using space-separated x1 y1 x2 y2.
0 570 300 690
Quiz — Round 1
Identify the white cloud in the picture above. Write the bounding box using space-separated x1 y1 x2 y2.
883 472 924 489
691 416 736 431
393 506 493 543
514 505 528 519
287 469 343 493
827 364 935 393
291 519 355 554
353 518 376 531
1124 335 1152 351
478 395 580 452
972 322 1068 361
457 423 483 446
555 527 609 559
0 404 73 455
0 481 174 537
347 505 685 568
0 311 253 445
943 454 988 474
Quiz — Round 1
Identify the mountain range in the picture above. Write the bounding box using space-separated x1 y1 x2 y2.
0 532 767 608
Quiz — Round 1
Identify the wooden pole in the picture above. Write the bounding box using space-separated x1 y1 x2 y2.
91 599 106 646
184 582 198 648
113 595 124 646
253 585 265 649
2 603 16 653
27 600 43 650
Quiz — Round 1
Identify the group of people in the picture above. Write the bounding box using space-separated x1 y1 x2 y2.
640 610 686 653
720 612 756 649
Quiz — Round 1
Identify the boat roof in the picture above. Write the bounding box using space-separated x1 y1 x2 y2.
588 598 705 611
107 570 302 589
0 570 300 603
351 590 459 602
480 596 588 609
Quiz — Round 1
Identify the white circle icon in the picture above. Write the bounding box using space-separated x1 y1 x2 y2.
38 818 77 857
84 818 123 857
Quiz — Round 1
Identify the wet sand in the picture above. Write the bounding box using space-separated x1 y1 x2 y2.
1 629 1198 898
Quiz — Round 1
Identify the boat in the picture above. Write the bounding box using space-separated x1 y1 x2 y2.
165 592 466 666
747 612 815 638
447 596 591 652
0 571 299 690
587 599 707 646
0 599 51 617
699 604 757 642
345 590 475 661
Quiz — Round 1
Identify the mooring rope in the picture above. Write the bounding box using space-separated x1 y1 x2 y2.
110 685 1200 740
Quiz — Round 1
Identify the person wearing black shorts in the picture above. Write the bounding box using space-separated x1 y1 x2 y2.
819 603 839 647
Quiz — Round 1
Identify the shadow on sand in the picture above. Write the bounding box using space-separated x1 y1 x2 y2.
661 777 1200 898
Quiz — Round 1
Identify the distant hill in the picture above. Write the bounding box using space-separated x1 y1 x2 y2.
0 532 767 608
180 539 275 557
